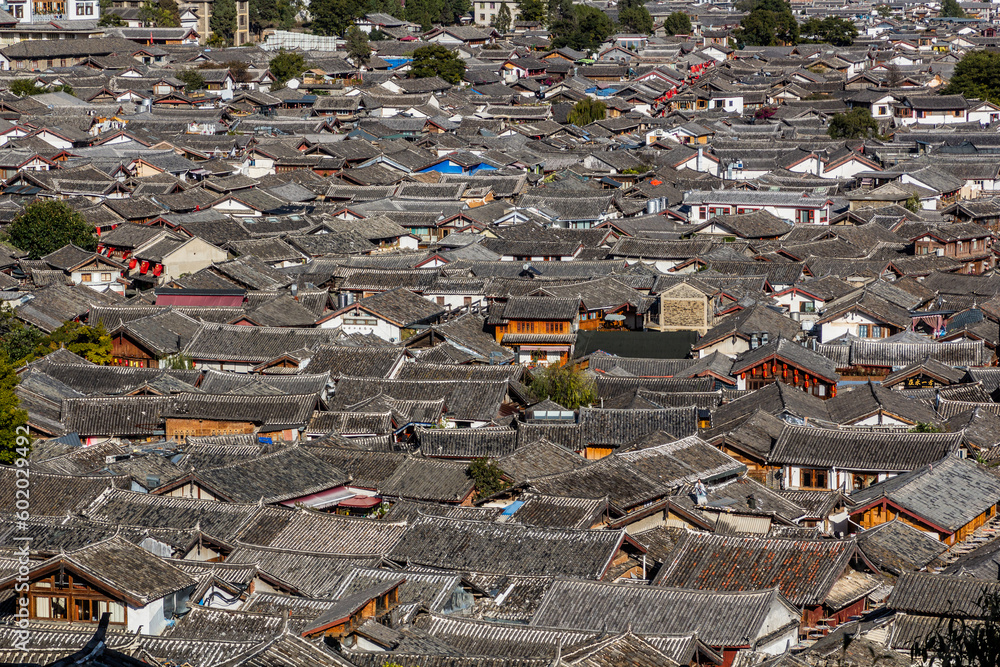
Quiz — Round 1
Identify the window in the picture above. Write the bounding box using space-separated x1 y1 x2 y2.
799 301 815 313
698 206 707 219
490 1 494 7
545 322 563 333
80 273 91 282
480 13 485 20
796 209 813 224
344 317 377 327
100 273 112 282
800 469 828 489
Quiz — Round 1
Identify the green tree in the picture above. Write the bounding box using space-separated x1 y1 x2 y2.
9 79 43 96
912 588 1000 667
139 0 180 26
904 193 922 213
5 201 96 260
662 11 691 35
801 16 857 46
250 0 299 37
209 0 237 45
268 49 308 87
468 457 509 498
346 26 371 64
940 0 966 17
493 2 511 32
518 0 546 23
98 11 127 25
369 28 389 40
409 44 466 84
942 50 1000 104
30 322 112 365
617 0 652 34
0 355 27 465
909 421 942 432
177 69 206 92
734 0 798 46
402 0 468 30
308 0 357 34
827 107 878 139
0 310 42 366
529 364 596 410
567 97 606 125
875 4 892 16
550 3 613 51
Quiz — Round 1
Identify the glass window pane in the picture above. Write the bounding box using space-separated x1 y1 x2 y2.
36 596 51 618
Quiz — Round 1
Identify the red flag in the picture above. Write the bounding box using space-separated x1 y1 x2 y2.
128 258 137 269
153 264 163 276
140 260 149 274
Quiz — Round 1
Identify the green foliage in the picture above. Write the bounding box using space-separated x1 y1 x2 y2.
550 3 613 51
206 33 228 48
734 0 798 46
492 2 511 33
904 193 922 213
177 69 206 92
621 166 649 174
249 0 299 36
529 364 596 410
98 11 127 25
827 107 878 139
518 0 546 23
468 457 509 499
409 44 466 84
209 0 237 45
801 16 857 46
909 421 942 433
347 26 371 64
617 0 652 34
406 0 468 29
0 310 43 366
940 0 966 17
369 28 390 40
661 11 691 35
0 355 27 465
139 0 180 26
912 588 1000 667
567 97 606 126
5 201 96 260
167 353 195 370
9 79 43 96
942 50 1000 104
32 323 112 365
875 4 892 16
269 49 308 87
308 0 358 35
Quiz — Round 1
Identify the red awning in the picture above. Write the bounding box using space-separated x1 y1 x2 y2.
338 495 382 509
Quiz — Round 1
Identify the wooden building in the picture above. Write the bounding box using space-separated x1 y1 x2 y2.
847 455 1000 546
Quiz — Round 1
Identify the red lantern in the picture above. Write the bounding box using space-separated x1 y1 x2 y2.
831 386 837 397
